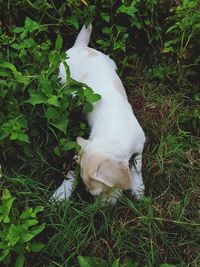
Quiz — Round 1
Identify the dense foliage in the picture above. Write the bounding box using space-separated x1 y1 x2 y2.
0 0 199 266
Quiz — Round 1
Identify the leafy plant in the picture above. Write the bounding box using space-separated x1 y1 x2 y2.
163 0 200 70
0 16 100 172
0 189 45 267
95 0 162 56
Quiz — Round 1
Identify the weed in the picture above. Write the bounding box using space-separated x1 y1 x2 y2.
0 16 100 174
0 189 45 267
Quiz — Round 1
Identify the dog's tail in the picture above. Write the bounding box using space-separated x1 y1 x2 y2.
73 24 92 47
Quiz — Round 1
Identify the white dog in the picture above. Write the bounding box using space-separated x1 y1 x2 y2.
52 25 146 204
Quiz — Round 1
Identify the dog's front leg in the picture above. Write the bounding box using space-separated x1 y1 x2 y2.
51 171 76 201
130 152 145 199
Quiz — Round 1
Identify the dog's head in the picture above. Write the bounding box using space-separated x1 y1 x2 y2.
77 137 131 199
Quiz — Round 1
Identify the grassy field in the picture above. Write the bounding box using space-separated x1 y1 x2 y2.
0 1 200 266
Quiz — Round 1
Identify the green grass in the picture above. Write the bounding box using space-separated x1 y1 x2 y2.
2 76 200 267
1 0 200 266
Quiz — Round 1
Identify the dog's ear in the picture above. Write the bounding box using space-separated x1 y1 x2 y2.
94 159 131 190
76 137 89 149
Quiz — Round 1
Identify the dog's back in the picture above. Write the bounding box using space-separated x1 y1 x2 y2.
59 25 145 158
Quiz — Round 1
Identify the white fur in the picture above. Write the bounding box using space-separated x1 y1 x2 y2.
51 171 75 201
53 25 145 202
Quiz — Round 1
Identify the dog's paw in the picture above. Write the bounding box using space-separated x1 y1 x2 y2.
50 171 75 202
132 187 144 200
51 182 71 202
131 179 145 200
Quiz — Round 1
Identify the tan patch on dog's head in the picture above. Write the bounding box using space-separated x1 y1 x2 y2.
94 158 131 190
77 137 131 196
113 79 127 99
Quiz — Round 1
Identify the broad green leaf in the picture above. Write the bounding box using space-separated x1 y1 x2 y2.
62 141 77 151
30 222 45 237
162 47 174 53
13 27 24 33
9 132 19 140
101 13 110 23
2 189 12 200
0 242 7 249
30 242 45 252
23 219 38 227
6 225 20 246
65 17 79 30
0 70 10 76
112 259 120 267
17 116 28 128
20 208 33 219
46 107 60 120
118 4 137 17
84 88 101 103
12 243 25 254
39 75 52 97
33 206 44 214
27 93 47 105
60 138 77 151
3 216 10 223
62 61 72 83
11 38 36 50
24 17 41 33
55 32 63 50
10 132 30 143
166 25 178 34
53 146 62 157
29 206 44 219
21 233 34 242
29 0 53 10
47 51 63 75
47 95 60 107
0 62 29 84
83 88 101 103
78 256 107 267
86 93 101 103
59 96 70 110
1 190 15 221
0 249 10 262
51 116 69 134
15 254 25 267
85 102 93 113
